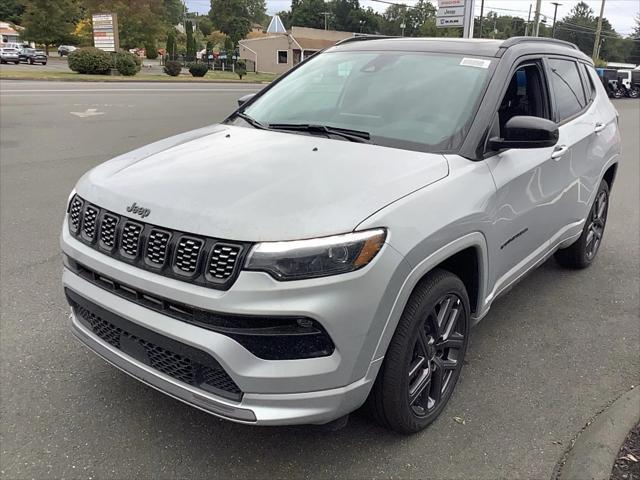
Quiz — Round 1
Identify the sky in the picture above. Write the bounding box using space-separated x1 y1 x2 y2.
186 0 639 36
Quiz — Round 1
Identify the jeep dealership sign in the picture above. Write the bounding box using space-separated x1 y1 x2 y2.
436 0 475 38
92 13 119 52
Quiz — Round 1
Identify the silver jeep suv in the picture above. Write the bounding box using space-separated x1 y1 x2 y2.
61 37 621 433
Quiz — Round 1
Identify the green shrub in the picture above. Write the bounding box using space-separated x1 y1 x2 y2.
164 60 182 76
145 42 158 59
114 52 139 76
188 62 208 77
67 47 112 75
235 59 247 80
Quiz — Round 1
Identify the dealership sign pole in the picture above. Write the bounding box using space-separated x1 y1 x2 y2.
436 0 475 38
92 13 120 52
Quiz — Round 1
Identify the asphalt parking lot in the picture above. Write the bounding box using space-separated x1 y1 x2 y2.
1 81 638 479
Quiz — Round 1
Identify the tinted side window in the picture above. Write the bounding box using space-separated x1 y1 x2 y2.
548 58 586 121
581 64 596 102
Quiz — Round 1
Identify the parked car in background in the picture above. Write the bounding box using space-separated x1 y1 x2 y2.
617 69 640 98
19 48 47 65
58 45 77 57
0 47 20 64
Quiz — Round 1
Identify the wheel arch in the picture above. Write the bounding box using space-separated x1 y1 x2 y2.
369 232 489 364
603 162 618 191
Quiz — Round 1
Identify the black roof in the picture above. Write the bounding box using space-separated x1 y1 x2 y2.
332 36 590 62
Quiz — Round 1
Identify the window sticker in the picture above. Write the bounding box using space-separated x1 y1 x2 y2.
460 57 491 69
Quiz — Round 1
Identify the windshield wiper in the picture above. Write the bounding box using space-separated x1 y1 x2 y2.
236 112 268 130
267 123 371 143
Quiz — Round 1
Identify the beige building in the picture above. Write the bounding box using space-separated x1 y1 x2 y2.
239 25 354 74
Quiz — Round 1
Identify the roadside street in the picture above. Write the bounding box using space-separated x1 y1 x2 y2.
0 81 638 479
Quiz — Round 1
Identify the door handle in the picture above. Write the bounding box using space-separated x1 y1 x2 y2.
594 122 606 133
551 145 568 160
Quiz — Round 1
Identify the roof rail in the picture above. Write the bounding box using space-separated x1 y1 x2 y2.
336 35 396 45
499 36 579 51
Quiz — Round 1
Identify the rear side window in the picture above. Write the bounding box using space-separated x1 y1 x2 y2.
548 58 586 121
581 64 596 102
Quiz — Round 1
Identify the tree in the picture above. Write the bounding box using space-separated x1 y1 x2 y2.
198 17 214 36
164 0 183 26
289 0 326 30
209 0 251 46
166 29 177 59
185 20 195 60
0 0 25 25
21 0 80 53
246 0 267 25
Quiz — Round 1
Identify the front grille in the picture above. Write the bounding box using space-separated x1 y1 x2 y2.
66 195 248 290
67 288 243 400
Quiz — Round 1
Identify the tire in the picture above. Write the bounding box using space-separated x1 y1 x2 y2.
0 60 5 64
613 89 624 99
629 88 639 99
42 62 47 65
29 58 34 65
367 269 470 434
555 179 610 269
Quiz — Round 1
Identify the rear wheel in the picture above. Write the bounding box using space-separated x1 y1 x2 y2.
555 179 609 269
29 58 34 65
368 269 470 434
629 87 640 99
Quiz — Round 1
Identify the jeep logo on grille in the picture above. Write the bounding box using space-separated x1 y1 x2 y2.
126 202 151 219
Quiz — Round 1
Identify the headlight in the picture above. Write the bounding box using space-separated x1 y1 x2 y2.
245 229 387 280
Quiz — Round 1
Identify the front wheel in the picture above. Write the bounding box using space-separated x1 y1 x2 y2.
555 179 609 269
367 269 470 434
613 89 624 99
29 58 34 64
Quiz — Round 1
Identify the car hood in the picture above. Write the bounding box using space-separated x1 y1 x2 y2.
76 124 449 241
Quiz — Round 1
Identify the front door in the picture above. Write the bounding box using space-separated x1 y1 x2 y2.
484 59 578 298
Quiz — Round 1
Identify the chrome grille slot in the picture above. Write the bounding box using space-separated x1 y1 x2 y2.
99 213 119 250
174 237 203 274
146 229 171 266
120 222 143 258
69 197 84 234
208 244 242 280
81 205 99 241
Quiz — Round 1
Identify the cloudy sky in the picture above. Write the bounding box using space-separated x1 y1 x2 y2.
187 0 639 36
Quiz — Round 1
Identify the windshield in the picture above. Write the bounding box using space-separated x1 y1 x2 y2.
238 51 493 152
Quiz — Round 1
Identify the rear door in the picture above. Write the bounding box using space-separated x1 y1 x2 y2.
544 57 600 225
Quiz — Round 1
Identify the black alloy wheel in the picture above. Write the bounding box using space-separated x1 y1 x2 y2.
555 179 610 268
407 293 466 417
368 269 470 434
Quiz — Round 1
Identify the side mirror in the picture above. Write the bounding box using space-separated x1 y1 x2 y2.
489 116 559 151
237 93 255 107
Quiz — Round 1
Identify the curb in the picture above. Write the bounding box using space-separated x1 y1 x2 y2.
554 387 640 480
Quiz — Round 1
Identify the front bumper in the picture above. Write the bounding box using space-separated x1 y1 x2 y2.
62 224 410 425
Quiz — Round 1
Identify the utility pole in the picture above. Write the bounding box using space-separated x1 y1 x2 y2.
533 0 542 36
525 4 532 36
321 12 331 30
592 0 606 61
551 2 561 38
478 0 485 38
